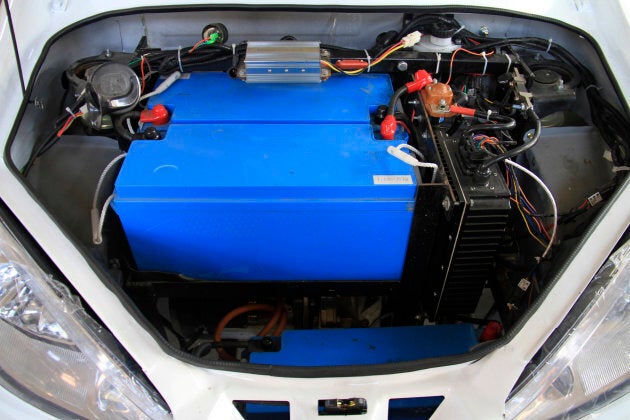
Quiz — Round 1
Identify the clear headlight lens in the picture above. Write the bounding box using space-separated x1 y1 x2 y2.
0 218 170 419
505 239 630 419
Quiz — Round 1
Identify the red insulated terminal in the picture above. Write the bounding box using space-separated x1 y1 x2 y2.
335 59 369 70
380 115 397 140
140 104 170 125
405 69 433 93
480 321 503 342
449 105 476 117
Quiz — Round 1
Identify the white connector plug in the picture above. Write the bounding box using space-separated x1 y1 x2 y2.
401 31 422 48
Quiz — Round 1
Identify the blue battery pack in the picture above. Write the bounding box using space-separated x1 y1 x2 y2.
113 73 417 281
249 325 478 366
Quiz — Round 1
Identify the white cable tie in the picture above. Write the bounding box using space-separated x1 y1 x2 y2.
435 53 441 74
364 49 372 72
65 106 75 118
504 52 512 73
177 45 184 73
232 43 236 55
546 38 553 53
453 24 465 35
486 109 492 121
481 51 488 76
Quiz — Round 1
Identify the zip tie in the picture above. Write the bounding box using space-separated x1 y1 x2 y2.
504 52 512 73
364 49 372 72
435 53 441 74
481 51 488 76
486 109 492 121
65 106 75 118
453 24 465 35
177 45 184 73
546 38 553 53
232 43 236 55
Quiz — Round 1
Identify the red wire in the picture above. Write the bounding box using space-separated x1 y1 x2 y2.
140 57 146 94
396 121 411 135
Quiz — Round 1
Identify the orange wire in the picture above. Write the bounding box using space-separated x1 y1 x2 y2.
214 303 276 361
446 48 495 85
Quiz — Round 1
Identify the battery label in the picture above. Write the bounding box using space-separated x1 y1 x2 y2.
373 175 413 185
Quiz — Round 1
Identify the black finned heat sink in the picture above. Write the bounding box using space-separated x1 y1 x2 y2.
426 130 511 318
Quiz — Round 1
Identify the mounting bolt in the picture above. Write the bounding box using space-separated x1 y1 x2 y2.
104 48 112 58
442 196 451 211
480 25 489 37
397 61 408 71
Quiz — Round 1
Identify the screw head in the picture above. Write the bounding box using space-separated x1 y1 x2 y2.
397 61 408 71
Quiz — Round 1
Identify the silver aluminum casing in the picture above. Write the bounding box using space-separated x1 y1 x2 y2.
240 41 327 83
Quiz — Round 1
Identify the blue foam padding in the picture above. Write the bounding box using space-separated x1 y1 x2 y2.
113 73 417 280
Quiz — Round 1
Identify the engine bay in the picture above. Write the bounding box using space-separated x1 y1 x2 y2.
11 10 629 367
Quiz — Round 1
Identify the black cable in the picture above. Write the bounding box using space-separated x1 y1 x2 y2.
387 86 409 116
479 108 540 169
3 0 25 93
462 114 516 136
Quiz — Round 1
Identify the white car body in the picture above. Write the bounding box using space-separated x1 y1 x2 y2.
0 1 629 418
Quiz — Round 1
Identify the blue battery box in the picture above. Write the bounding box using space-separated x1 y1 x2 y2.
113 73 417 281
249 325 478 366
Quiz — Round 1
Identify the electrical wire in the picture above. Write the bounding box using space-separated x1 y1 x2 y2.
213 303 287 361
446 48 495 85
504 159 557 259
321 41 405 75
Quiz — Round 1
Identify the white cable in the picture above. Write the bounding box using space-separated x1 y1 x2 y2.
93 194 114 245
504 159 557 258
92 153 127 211
397 143 426 161
177 45 184 73
126 117 135 135
387 145 438 183
504 52 512 73
139 71 181 101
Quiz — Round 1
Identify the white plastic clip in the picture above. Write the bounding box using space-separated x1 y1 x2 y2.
504 52 512 73
435 53 441 74
364 49 372 72
177 45 184 73
486 109 492 121
481 51 488 76
546 38 553 53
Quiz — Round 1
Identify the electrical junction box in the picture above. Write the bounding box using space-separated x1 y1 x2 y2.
113 72 418 281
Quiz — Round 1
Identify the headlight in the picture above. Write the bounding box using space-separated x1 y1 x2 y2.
505 239 630 419
0 217 170 419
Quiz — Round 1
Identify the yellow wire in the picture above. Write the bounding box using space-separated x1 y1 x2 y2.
516 201 548 249
321 43 405 76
